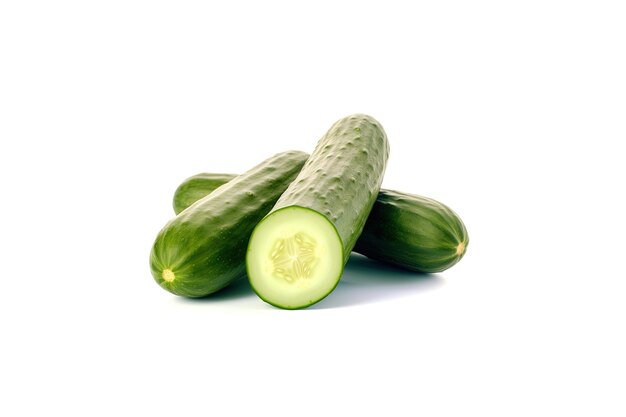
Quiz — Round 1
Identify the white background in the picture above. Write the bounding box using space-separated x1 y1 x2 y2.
1 1 625 415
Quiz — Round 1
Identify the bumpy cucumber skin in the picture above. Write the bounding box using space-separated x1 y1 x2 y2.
273 114 389 262
173 173 236 215
150 151 309 298
355 190 469 272
249 114 389 309
174 176 469 273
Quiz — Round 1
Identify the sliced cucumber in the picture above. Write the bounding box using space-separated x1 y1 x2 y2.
246 114 389 309
246 207 343 309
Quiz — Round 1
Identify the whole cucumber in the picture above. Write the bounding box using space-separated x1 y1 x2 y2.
150 151 309 297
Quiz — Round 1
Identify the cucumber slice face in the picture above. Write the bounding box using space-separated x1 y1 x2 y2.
246 206 343 309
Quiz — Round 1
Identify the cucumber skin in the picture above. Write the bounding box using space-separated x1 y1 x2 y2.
150 151 309 298
354 190 469 273
173 173 236 215
272 114 390 263
173 178 468 273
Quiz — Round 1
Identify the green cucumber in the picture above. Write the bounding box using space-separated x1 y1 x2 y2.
173 173 236 215
172 178 468 273
150 151 309 297
246 114 390 309
353 190 468 273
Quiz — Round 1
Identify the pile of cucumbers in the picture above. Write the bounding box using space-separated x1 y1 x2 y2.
150 114 469 309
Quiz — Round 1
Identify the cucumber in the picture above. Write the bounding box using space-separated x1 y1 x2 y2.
353 190 468 273
173 173 236 215
150 151 309 297
246 114 389 309
172 179 468 273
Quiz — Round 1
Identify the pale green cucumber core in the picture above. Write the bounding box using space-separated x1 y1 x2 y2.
270 231 319 282
247 206 343 309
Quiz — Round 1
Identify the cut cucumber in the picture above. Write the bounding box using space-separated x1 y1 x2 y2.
149 151 309 297
247 114 389 309
246 206 343 309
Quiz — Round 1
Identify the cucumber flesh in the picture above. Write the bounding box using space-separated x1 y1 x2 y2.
246 206 343 309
